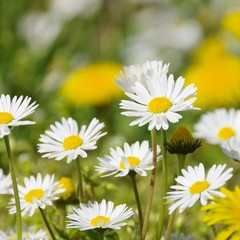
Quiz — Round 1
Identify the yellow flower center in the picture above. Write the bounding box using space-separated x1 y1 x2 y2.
148 97 172 113
218 127 235 140
24 189 44 203
0 112 14 124
58 177 74 199
119 156 141 169
90 215 110 227
63 135 83 150
189 181 210 194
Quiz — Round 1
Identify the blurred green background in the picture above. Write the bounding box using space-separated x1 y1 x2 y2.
1 0 240 239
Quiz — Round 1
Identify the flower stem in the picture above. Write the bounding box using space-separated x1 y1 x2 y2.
4 135 22 240
39 208 56 240
141 129 157 240
97 229 105 240
129 172 143 232
75 157 83 202
157 129 168 239
165 154 186 240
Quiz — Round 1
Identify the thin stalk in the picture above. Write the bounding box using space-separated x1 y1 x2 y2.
75 157 83 202
129 172 143 232
157 129 168 239
141 129 157 240
165 154 186 240
39 208 56 240
4 135 22 240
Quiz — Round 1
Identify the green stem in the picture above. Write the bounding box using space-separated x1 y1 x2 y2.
129 172 143 232
177 154 186 175
165 210 176 240
165 154 186 240
39 208 56 240
157 129 168 239
97 229 105 240
141 129 157 240
75 158 83 202
4 135 22 240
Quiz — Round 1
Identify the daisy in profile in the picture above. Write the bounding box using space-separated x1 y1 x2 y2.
38 117 107 164
0 228 48 240
0 168 12 194
202 186 240 240
194 108 240 145
8 173 64 217
166 163 233 214
96 140 161 177
117 61 198 130
0 94 38 138
66 199 134 231
116 60 169 94
221 136 240 161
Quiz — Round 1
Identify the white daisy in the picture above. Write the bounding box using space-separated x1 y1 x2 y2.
0 94 38 138
96 140 161 177
66 199 134 230
116 60 169 93
0 168 12 194
8 173 64 217
0 228 48 240
166 163 233 214
221 136 240 161
118 61 198 130
194 108 240 145
38 117 107 164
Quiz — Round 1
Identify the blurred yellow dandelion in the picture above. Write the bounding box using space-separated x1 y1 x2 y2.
202 186 240 240
184 38 240 109
222 11 240 40
59 62 123 107
58 177 75 200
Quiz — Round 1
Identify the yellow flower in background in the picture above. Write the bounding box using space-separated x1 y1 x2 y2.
184 38 240 109
222 11 240 40
59 62 123 107
202 186 240 240
58 177 75 200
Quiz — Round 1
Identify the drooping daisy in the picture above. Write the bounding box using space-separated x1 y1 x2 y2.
194 108 240 145
8 173 64 217
66 199 134 231
0 94 38 138
116 60 169 94
38 117 107 164
0 168 12 194
96 141 161 177
166 163 233 214
117 61 199 130
202 186 240 240
0 228 48 240
221 136 240 161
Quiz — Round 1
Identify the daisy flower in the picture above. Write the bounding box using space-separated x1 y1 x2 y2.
0 168 12 194
96 141 161 177
0 228 48 240
38 117 107 164
166 163 233 214
0 94 38 138
221 136 240 161
117 61 199 130
8 173 64 217
194 108 240 145
116 60 169 94
202 186 240 240
66 199 134 231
